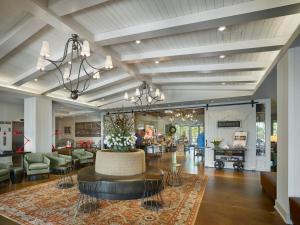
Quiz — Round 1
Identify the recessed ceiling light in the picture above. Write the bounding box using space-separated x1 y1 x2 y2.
135 40 141 44
218 26 226 31
222 82 226 85
155 60 160 64
219 55 226 59
34 78 38 82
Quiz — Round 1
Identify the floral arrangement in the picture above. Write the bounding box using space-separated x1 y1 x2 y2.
104 133 136 151
211 138 222 148
104 112 136 152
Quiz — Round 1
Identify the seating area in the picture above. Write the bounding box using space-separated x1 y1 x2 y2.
1 1 300 225
0 163 10 183
0 149 94 184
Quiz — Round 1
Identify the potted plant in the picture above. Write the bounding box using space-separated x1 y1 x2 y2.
96 112 145 176
103 112 137 152
211 138 222 149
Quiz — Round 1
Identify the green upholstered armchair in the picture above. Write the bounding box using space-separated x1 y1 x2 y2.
24 153 50 177
0 163 10 182
72 149 94 164
45 152 72 168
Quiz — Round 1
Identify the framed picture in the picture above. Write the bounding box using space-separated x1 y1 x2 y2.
64 126 71 134
75 122 101 137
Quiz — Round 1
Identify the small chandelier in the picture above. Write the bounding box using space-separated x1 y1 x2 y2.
37 34 113 100
123 81 165 111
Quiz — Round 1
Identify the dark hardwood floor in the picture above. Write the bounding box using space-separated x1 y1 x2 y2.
0 151 285 225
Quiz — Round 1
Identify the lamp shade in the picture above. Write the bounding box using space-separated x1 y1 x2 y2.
105 56 113 69
135 88 140 96
155 88 160 97
36 56 46 71
81 40 90 57
93 71 100 79
124 92 129 100
63 67 69 80
40 41 50 57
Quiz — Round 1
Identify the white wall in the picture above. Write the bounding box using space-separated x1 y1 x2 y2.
0 100 23 121
204 104 257 170
0 100 23 163
56 114 101 146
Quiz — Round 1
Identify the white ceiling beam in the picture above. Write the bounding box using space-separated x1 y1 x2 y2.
12 51 73 86
254 23 300 92
152 74 260 84
162 84 256 91
87 81 142 102
95 0 300 46
139 62 265 75
0 15 46 61
48 0 110 16
0 0 103 62
96 92 131 108
80 73 132 95
11 0 146 89
17 0 94 40
122 38 286 63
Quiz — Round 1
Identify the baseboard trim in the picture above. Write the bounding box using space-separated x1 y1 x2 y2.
275 200 292 224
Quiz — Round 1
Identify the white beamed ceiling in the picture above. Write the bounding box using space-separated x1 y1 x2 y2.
0 0 300 111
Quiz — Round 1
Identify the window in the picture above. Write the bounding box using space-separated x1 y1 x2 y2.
174 124 204 145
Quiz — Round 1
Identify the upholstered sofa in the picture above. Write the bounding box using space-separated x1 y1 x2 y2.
290 197 300 225
0 163 10 182
260 172 277 201
72 149 94 164
24 153 50 177
45 152 72 168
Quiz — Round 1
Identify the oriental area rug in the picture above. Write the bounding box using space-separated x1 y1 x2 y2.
0 173 207 225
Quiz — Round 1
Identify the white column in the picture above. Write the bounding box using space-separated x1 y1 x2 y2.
52 107 56 148
24 97 52 153
100 112 104 149
276 46 300 224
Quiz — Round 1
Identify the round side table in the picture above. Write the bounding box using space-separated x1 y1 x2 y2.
52 166 74 189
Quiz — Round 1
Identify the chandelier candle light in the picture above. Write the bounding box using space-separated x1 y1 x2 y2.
123 81 165 112
37 34 113 100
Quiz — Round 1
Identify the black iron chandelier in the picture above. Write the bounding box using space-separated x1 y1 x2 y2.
37 34 113 100
123 81 165 112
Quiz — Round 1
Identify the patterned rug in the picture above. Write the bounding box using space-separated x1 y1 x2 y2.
0 173 207 225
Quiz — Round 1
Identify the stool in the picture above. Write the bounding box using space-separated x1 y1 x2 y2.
10 167 24 184
142 171 164 211
53 166 74 189
74 180 99 223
